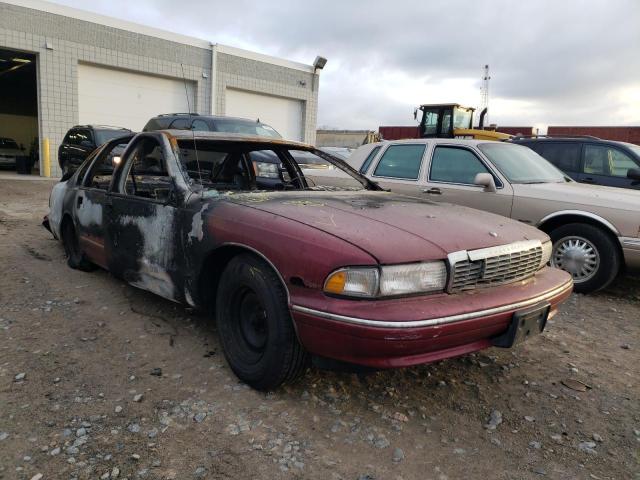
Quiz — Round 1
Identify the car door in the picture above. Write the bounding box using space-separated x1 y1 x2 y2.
74 141 126 269
367 143 429 196
579 143 640 189
105 135 182 301
421 144 514 217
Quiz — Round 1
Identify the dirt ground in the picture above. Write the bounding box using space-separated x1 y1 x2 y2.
1 178 638 480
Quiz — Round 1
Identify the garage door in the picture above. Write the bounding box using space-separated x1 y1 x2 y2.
225 88 303 141
78 64 195 131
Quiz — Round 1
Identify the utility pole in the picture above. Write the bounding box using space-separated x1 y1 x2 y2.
480 64 490 127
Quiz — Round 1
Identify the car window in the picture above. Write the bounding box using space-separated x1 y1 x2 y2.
212 118 282 138
359 146 381 174
121 138 173 201
0 138 19 149
64 130 80 146
537 142 581 172
583 144 638 177
94 129 130 145
76 129 93 146
192 120 210 131
170 118 191 129
422 110 438 136
373 144 425 179
85 143 127 191
430 146 491 185
478 143 566 183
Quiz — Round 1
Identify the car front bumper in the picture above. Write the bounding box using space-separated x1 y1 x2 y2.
290 267 573 368
620 237 640 270
0 156 17 166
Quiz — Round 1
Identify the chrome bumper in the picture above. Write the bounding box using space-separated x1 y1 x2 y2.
620 237 640 270
291 279 573 329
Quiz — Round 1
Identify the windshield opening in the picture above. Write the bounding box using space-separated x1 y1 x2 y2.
176 140 374 193
479 143 568 183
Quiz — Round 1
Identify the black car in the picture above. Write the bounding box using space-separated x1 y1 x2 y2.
513 135 640 190
143 113 282 138
59 125 132 174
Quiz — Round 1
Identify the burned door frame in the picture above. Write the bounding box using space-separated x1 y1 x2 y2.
105 133 189 302
74 144 112 269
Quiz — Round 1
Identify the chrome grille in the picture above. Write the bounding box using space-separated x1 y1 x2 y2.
448 240 543 292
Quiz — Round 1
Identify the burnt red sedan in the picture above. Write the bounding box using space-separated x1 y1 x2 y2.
46 130 573 390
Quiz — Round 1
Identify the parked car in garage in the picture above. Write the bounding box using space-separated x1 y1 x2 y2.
0 137 24 169
143 113 282 138
350 138 640 293
512 135 640 190
58 125 132 175
44 130 572 389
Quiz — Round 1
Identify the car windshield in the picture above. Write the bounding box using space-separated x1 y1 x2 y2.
95 129 131 145
176 140 372 193
0 138 19 149
479 143 568 183
213 119 282 138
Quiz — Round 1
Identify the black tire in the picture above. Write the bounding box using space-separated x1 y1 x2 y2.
549 223 620 294
215 253 308 390
61 218 96 271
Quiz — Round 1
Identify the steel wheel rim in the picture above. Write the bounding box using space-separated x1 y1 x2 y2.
551 236 599 283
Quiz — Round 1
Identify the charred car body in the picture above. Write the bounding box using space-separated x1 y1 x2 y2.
45 130 572 390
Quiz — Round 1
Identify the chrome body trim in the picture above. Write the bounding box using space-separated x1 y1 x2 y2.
537 210 620 236
620 236 640 249
291 279 573 329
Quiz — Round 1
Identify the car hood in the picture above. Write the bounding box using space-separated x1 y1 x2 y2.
512 181 640 212
222 190 547 264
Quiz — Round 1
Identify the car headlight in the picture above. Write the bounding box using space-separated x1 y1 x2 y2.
323 261 447 298
540 240 552 269
253 161 281 179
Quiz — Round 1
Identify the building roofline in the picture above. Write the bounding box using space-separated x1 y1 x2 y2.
3 0 316 73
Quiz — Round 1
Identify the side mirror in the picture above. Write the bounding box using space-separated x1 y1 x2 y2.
474 173 497 193
627 168 640 181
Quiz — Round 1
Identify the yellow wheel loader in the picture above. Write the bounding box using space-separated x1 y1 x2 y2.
414 103 511 141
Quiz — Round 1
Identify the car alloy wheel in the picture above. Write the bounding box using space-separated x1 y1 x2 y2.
551 235 599 283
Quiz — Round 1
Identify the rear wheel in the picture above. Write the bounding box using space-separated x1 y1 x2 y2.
61 218 95 271
215 253 308 390
549 223 619 293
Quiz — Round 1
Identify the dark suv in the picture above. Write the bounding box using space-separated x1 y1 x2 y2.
143 113 282 138
513 135 640 190
59 125 132 174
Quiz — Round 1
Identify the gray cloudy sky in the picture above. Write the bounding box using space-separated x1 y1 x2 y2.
52 0 640 131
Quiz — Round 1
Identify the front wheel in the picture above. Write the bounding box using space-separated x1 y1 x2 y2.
215 254 308 390
549 223 620 294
